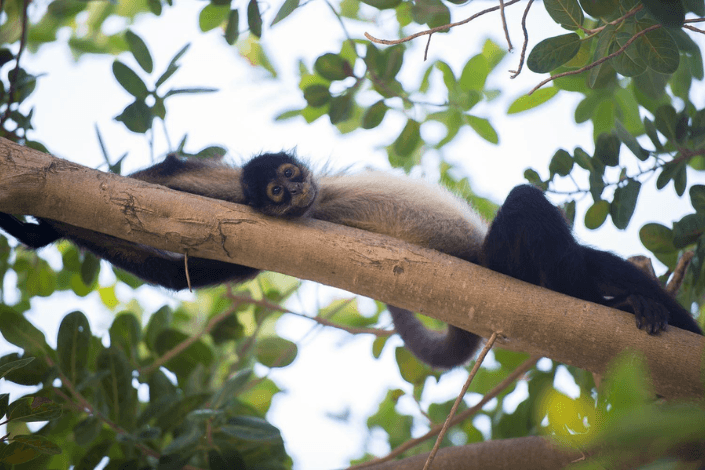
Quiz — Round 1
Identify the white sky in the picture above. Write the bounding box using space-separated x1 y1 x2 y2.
2 1 705 468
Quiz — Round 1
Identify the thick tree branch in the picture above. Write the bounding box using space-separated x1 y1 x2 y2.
0 137 702 399
358 436 578 470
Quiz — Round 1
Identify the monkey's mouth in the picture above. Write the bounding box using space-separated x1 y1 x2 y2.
287 189 317 217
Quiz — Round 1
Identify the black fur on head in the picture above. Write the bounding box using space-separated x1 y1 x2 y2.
241 152 317 218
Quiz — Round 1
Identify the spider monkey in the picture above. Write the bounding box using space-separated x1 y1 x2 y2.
0 153 701 369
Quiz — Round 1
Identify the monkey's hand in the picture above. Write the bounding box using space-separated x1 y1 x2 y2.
624 294 670 334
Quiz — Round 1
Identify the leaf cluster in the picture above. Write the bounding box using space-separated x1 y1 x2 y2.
0 240 302 469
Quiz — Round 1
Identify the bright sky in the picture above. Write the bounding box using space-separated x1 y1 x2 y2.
2 1 705 468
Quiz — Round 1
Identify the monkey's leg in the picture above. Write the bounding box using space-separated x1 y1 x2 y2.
45 221 260 291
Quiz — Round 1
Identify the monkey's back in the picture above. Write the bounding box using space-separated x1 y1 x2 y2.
314 172 487 263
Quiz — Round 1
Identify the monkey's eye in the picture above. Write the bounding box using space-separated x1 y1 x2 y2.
279 163 300 180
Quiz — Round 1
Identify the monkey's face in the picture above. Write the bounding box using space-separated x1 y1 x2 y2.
242 153 318 218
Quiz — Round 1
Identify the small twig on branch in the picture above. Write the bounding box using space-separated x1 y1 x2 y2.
364 0 522 48
667 251 694 295
684 24 705 35
580 4 643 35
509 0 534 78
528 23 660 94
348 355 540 469
423 332 499 470
499 0 513 51
184 251 192 292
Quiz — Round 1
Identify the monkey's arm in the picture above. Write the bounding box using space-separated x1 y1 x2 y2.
0 214 259 290
483 185 702 336
585 248 702 334
129 154 246 202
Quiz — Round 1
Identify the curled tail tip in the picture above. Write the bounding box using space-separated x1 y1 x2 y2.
387 305 482 369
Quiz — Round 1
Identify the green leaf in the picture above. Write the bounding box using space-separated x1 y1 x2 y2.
225 9 240 45
636 24 680 75
12 435 62 456
303 84 330 107
585 200 610 229
507 87 558 114
0 357 34 379
8 396 62 422
361 100 388 129
549 149 573 176
125 30 153 73
115 99 153 134
0 393 7 419
654 104 678 141
464 115 498 144
97 347 135 426
614 120 649 160
109 313 141 360
690 185 705 213
639 223 676 253
247 0 262 37
210 370 253 409
656 160 682 190
393 119 421 156
255 337 297 368
199 3 230 32
527 33 581 73
57 311 91 384
611 180 641 229
271 0 299 25
73 417 101 446
0 308 49 354
411 0 450 29
163 87 218 98
578 0 618 17
524 168 543 186
594 133 620 166
328 93 354 124
314 53 352 81
220 416 282 442
641 0 685 27
359 0 402 8
395 347 430 385
156 43 190 89
672 213 705 248
76 440 112 470
112 61 149 99
612 32 647 77
459 54 489 91
543 0 584 30
80 252 100 286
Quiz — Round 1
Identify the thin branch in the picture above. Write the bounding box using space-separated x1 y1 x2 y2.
498 0 513 52
348 355 541 469
666 251 694 295
140 305 240 376
364 0 522 46
184 251 192 291
580 4 643 35
684 24 705 35
509 0 534 78
423 332 499 470
528 23 661 94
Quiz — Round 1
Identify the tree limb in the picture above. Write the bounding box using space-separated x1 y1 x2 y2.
0 137 702 398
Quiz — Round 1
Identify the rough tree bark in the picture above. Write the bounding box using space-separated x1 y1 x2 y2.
0 137 702 401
